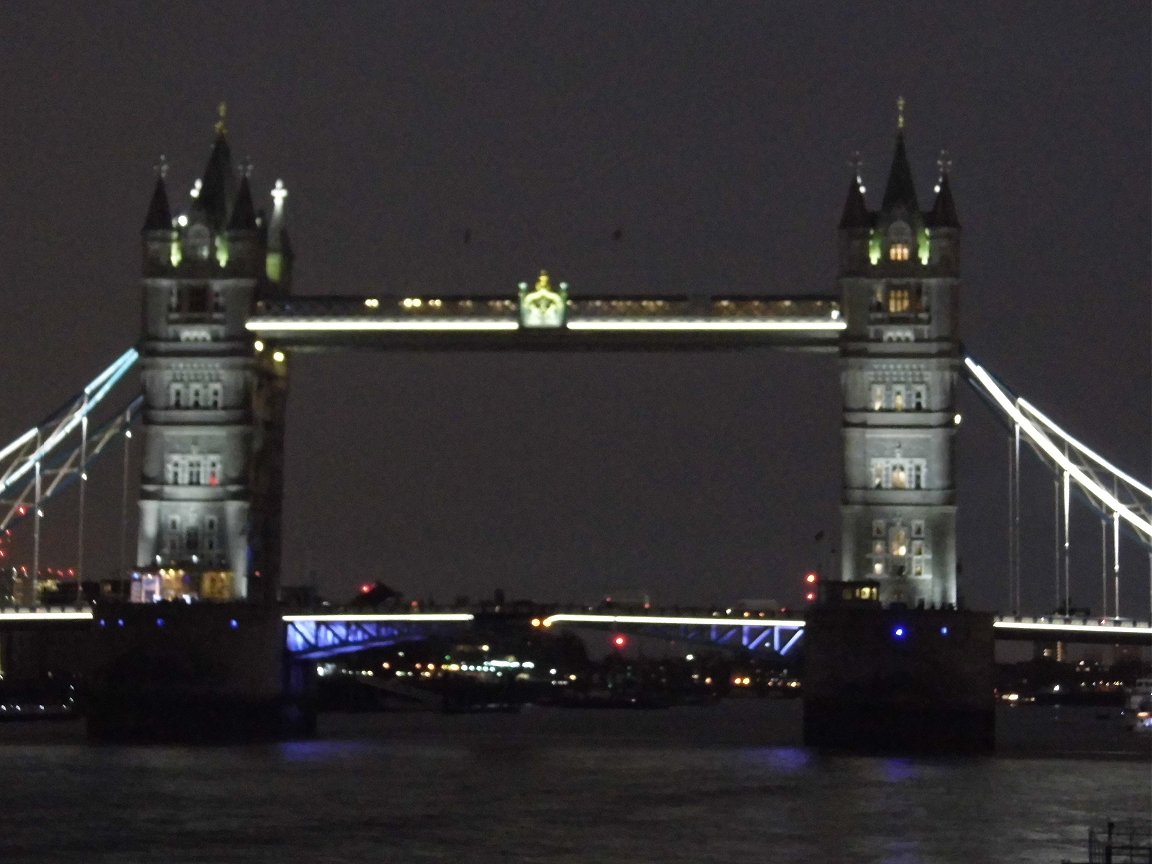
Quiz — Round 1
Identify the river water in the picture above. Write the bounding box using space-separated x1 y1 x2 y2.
0 701 1148 863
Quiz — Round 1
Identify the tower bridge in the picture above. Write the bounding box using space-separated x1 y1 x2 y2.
0 107 1147 747
1 109 1147 622
122 108 972 613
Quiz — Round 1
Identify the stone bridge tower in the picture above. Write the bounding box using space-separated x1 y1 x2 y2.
838 108 961 608
136 110 291 603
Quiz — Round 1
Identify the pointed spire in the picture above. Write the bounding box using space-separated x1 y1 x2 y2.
880 128 919 216
839 153 871 229
142 155 173 232
191 104 236 231
228 174 257 231
927 151 960 228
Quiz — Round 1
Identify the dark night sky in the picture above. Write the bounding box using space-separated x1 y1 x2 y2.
0 3 1147 613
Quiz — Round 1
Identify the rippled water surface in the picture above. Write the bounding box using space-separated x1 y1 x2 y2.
0 702 1148 863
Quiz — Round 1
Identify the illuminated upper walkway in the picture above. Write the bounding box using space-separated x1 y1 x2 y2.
245 293 844 351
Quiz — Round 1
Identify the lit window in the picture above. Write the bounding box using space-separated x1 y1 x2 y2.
887 288 911 312
870 383 885 411
869 458 927 490
892 386 905 412
889 244 910 261
891 464 907 489
890 526 908 557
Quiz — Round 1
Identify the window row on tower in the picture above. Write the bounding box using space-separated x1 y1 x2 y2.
168 381 224 410
164 454 222 486
870 458 927 490
870 382 927 412
168 284 226 315
869 519 931 579
163 512 223 560
869 284 930 318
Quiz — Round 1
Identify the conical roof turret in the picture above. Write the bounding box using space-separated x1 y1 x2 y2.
927 169 960 229
838 173 871 229
879 130 920 217
190 104 236 231
142 165 172 232
227 173 257 231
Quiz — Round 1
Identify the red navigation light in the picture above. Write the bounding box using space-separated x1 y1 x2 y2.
360 583 373 594
612 634 627 649
805 591 817 603
805 572 818 584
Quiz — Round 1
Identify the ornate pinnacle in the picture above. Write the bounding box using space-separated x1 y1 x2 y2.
897 96 905 130
215 102 227 136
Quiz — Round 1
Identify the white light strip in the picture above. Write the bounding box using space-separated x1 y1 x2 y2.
994 620 1152 636
565 320 846 332
84 348 139 397
0 610 92 621
0 349 140 497
965 357 1152 540
542 613 805 628
1018 398 1152 499
282 613 476 623
0 428 38 466
246 320 518 332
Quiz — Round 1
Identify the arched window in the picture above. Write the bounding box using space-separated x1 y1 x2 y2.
887 220 913 262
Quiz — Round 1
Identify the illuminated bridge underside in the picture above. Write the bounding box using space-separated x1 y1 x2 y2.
541 613 807 655
283 614 474 659
246 295 844 352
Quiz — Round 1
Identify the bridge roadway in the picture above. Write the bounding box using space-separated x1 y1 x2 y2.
3 607 1150 658
245 294 845 351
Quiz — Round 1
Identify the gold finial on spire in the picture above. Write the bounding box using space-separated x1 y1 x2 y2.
897 96 905 130
154 154 168 179
215 102 228 136
936 149 952 176
535 270 551 291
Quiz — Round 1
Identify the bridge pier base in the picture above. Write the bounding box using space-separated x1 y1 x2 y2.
84 603 316 743
802 606 994 753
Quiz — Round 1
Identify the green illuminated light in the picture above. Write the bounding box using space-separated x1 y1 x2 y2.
868 231 881 265
918 228 930 265
266 252 282 283
215 236 229 269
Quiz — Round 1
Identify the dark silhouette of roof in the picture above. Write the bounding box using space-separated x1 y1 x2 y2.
838 175 871 229
191 130 236 231
227 175 257 231
927 171 960 229
880 131 920 216
142 174 172 232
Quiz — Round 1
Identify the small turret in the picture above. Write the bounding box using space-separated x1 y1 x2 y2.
142 158 173 233
264 179 293 290
228 173 257 232
926 161 959 230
